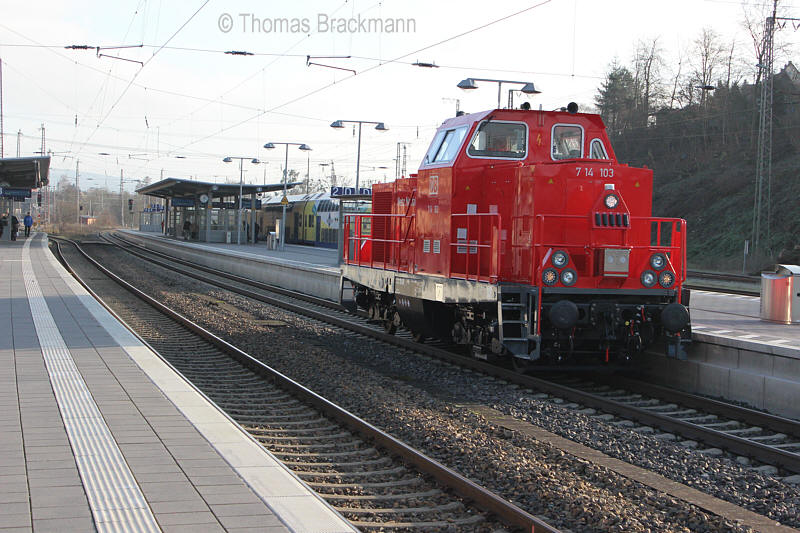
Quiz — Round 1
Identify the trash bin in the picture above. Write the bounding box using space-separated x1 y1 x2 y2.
225 231 232 244
760 264 800 324
267 231 277 250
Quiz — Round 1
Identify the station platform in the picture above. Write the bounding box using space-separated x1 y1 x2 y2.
118 231 340 301
0 232 357 533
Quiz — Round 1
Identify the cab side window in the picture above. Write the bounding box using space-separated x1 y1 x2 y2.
590 139 608 159
423 126 468 165
551 125 584 160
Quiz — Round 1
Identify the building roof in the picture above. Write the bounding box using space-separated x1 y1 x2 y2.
135 177 302 200
0 156 50 189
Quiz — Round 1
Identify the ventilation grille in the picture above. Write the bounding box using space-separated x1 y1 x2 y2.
594 212 629 227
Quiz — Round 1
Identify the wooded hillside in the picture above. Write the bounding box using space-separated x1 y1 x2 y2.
593 17 800 271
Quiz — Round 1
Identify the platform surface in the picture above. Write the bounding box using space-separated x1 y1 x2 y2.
0 233 356 533
690 289 800 351
124 230 339 271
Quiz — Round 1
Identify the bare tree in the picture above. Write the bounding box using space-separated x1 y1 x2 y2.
632 37 665 125
668 49 685 109
690 27 726 104
741 0 793 85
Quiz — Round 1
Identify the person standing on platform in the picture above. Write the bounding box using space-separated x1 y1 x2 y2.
255 222 260 243
183 219 191 240
23 213 33 237
11 215 20 241
0 212 6 239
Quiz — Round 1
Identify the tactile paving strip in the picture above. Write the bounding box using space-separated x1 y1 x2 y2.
22 238 161 533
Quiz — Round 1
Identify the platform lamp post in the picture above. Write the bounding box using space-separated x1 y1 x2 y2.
457 78 540 109
223 156 260 245
262 142 312 251
330 120 388 193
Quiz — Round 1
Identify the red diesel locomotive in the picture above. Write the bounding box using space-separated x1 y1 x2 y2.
340 103 691 366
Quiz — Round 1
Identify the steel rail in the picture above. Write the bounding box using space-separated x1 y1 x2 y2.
687 270 760 283
50 236 559 533
612 375 800 439
683 283 759 297
97 234 800 472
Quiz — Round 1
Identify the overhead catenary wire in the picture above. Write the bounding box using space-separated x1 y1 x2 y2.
71 0 211 156
165 0 555 157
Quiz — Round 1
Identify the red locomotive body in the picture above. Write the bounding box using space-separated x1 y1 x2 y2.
341 106 690 365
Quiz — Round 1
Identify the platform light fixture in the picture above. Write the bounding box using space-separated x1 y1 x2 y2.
457 77 540 109
223 156 260 245
329 119 388 192
262 142 312 251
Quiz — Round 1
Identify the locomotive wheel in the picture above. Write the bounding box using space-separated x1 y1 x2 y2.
368 303 380 321
384 311 401 335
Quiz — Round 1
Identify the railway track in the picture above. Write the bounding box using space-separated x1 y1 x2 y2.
546 374 800 477
52 236 556 533
687 270 760 283
685 269 760 296
101 231 800 479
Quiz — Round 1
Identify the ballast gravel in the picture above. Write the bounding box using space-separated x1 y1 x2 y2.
88 245 800 533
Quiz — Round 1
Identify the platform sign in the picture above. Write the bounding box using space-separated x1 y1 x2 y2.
1 188 32 199
331 186 372 197
280 196 289 206
240 199 262 209
171 197 195 207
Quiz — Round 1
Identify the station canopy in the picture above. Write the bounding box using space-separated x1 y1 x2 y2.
136 177 303 200
0 156 50 189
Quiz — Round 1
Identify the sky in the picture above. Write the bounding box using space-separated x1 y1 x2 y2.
1 0 799 192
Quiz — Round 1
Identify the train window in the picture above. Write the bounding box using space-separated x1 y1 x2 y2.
467 121 527 159
552 124 584 160
590 139 608 159
433 126 468 163
423 130 447 165
424 126 468 165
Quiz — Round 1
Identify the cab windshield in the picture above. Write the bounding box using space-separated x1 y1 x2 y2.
467 122 526 159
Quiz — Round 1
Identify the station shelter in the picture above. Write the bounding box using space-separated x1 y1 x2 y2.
135 178 296 244
0 156 50 242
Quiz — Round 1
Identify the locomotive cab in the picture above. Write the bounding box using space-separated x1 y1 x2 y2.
341 105 690 367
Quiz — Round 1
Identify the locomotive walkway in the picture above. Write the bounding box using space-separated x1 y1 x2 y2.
0 233 356 533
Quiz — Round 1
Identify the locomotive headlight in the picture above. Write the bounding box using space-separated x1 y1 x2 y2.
641 270 657 288
552 250 569 268
560 268 577 286
650 253 667 270
542 268 559 286
659 270 675 288
604 193 620 209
